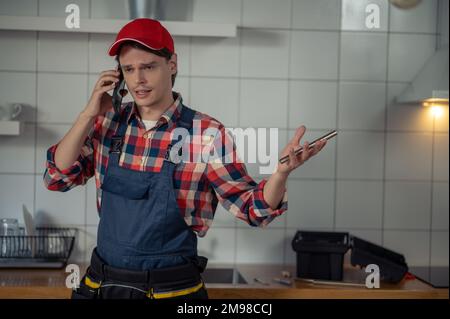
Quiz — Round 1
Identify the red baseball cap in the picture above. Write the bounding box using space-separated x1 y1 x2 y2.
108 18 175 56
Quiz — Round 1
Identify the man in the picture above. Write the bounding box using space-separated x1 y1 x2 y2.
43 18 327 299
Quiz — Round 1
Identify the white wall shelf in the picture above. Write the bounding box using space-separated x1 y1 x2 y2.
0 16 237 37
0 121 21 136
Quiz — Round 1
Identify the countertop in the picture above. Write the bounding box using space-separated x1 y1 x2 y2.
0 263 447 299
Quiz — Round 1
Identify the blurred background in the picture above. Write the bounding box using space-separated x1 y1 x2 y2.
0 0 448 271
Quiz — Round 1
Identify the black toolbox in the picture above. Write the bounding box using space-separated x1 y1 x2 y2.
291 230 409 283
350 236 408 283
291 230 350 281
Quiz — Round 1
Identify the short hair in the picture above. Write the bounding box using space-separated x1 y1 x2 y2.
114 41 177 87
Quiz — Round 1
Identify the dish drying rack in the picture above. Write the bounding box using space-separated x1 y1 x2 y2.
0 227 76 268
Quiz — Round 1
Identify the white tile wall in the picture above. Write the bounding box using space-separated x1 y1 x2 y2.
190 77 239 127
35 123 72 173
388 34 436 82
432 182 449 231
241 29 290 79
88 33 116 73
239 79 288 128
340 32 388 81
290 31 339 80
286 180 335 229
337 131 384 179
433 133 449 181
0 31 37 71
0 0 447 268
0 174 35 221
0 123 36 173
384 181 431 230
38 32 88 73
431 231 449 266
338 82 386 130
90 0 128 19
288 80 338 130
385 132 432 180
292 0 341 30
236 227 285 264
192 0 242 24
0 0 38 16
191 36 239 77
0 71 37 122
336 180 383 229
173 37 191 77
34 175 86 225
242 0 292 29
37 73 88 123
198 227 236 264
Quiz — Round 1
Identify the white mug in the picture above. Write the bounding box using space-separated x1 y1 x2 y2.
0 103 22 121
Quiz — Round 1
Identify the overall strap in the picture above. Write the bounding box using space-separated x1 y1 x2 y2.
164 105 196 163
115 104 133 137
109 104 132 160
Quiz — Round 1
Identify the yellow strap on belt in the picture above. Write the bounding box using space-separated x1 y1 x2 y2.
150 281 204 299
85 276 101 289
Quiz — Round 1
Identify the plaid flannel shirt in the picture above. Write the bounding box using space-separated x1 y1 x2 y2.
43 92 288 237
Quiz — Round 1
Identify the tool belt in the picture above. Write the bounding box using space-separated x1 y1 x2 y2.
72 248 208 299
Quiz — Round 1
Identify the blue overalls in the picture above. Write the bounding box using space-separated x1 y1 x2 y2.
96 102 200 271
70 101 209 299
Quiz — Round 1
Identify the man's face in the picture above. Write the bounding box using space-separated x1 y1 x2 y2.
118 45 177 108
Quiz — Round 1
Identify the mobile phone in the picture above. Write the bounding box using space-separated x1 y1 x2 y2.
112 67 126 114
279 130 337 164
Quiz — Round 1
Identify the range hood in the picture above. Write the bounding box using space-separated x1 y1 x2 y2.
395 46 449 104
395 0 449 105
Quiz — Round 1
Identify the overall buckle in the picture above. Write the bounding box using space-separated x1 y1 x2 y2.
110 136 123 154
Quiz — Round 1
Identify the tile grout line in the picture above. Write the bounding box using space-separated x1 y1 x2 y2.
0 69 441 87
83 29 91 264
381 2 392 247
82 0 93 264
237 25 437 35
187 35 192 104
232 0 244 268
427 0 443 270
332 1 343 231
428 116 436 268
282 0 295 268
33 15 39 221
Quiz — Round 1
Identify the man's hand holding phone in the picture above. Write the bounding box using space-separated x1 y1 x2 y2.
81 69 122 119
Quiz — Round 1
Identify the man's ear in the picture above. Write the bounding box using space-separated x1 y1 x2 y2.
168 53 178 75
